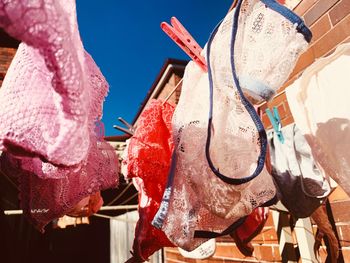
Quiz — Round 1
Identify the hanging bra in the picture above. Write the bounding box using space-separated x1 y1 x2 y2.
153 0 311 251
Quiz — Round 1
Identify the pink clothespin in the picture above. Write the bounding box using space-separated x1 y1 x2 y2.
161 17 207 72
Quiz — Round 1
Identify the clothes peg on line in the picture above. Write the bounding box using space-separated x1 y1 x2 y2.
118 117 134 131
266 107 284 144
161 17 207 72
113 117 134 136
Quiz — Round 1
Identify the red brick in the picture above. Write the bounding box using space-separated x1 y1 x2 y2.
337 225 350 247
261 228 279 243
289 46 316 78
215 243 237 258
261 112 272 129
259 245 278 261
329 0 350 26
199 258 225 263
310 13 332 43
303 0 340 26
312 13 350 58
281 115 295 126
341 248 350 262
294 0 318 16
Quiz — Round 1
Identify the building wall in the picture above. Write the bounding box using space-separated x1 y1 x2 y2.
156 73 183 105
0 47 16 86
260 0 350 261
165 0 350 262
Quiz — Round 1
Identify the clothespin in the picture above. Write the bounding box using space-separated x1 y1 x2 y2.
161 17 207 72
113 117 134 136
266 107 284 143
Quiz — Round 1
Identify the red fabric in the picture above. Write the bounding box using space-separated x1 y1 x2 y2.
124 100 175 261
236 207 269 243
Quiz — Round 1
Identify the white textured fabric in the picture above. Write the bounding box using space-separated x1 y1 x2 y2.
286 43 350 196
235 0 309 101
179 239 216 259
155 0 310 251
268 124 330 218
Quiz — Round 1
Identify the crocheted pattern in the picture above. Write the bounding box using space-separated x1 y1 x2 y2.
153 0 309 250
0 138 119 232
123 100 175 261
0 0 119 230
235 0 309 101
0 0 105 166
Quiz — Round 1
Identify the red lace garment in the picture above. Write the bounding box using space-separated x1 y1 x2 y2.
123 100 175 261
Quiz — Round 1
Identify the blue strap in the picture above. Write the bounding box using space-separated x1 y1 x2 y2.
260 0 312 43
205 0 267 185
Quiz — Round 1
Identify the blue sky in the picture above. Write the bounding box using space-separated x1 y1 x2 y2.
76 0 233 135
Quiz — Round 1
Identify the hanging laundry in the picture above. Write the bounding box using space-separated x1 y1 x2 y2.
0 0 102 167
66 191 104 217
122 100 175 261
286 43 350 196
0 137 119 232
311 205 339 263
178 239 216 259
230 207 269 256
267 124 330 218
153 0 311 251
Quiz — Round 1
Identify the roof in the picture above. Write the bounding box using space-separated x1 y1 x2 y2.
131 58 187 125
104 134 131 142
109 58 187 141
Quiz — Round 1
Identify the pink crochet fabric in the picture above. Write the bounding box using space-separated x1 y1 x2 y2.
0 0 100 166
0 138 119 232
123 100 175 261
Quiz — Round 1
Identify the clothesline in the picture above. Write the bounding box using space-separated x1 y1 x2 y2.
93 213 138 223
3 205 138 215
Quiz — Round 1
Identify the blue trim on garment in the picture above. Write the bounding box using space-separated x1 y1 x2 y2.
205 0 268 185
152 152 177 229
152 0 311 231
260 0 312 42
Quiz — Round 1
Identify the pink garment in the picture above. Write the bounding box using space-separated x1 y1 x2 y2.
123 100 175 261
0 138 119 232
0 0 120 232
0 0 101 166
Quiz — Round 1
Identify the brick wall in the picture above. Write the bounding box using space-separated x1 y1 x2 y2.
260 0 350 262
0 47 16 86
165 0 350 262
260 0 350 128
156 74 183 105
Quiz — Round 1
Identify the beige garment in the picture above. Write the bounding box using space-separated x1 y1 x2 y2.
286 43 350 196
154 0 309 251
